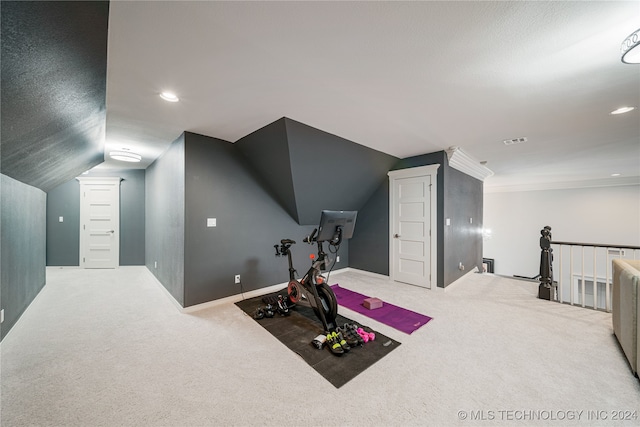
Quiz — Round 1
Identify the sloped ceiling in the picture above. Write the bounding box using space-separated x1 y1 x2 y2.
236 117 399 225
1 1 109 192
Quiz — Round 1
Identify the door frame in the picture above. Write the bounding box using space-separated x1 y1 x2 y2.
388 164 439 289
77 176 122 268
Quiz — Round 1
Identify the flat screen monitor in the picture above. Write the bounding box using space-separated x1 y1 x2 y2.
316 210 357 242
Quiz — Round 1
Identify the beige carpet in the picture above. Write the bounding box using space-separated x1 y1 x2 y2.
1 267 639 426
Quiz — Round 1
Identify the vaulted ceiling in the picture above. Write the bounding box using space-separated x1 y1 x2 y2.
2 1 639 193
1 1 109 192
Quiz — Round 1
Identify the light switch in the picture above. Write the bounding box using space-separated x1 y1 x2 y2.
470 217 473 224
59 216 64 223
207 218 216 227
446 218 451 226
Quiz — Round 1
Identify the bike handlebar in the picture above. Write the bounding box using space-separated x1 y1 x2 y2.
303 228 317 243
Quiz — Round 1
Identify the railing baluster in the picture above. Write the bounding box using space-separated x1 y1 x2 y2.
593 246 597 310
558 245 563 305
570 246 574 306
581 246 586 308
604 248 611 313
540 233 639 313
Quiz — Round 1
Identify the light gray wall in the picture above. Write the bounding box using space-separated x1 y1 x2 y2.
145 135 185 305
484 185 640 277
1 174 46 340
46 169 145 266
183 132 349 307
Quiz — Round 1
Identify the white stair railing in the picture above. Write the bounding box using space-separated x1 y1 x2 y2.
550 241 640 312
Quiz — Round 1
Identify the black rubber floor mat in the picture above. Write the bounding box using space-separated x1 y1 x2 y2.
235 289 401 388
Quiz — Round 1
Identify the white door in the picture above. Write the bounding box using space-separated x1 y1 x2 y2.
77 177 121 269
389 165 439 289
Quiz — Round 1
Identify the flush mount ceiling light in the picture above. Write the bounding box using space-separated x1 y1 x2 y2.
446 146 494 181
621 28 640 64
610 106 635 115
109 151 142 162
611 173 622 177
159 91 179 102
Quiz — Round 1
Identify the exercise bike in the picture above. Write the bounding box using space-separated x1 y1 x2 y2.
274 227 342 332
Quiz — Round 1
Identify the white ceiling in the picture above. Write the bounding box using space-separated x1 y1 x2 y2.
102 1 640 191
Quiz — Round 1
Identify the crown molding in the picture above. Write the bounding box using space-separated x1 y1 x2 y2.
445 146 494 181
484 176 640 193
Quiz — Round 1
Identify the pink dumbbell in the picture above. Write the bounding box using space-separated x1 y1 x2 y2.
357 327 375 343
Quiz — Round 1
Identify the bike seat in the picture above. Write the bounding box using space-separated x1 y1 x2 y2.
281 239 296 245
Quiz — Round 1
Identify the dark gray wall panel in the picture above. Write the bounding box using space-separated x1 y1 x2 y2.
348 180 390 275
46 180 81 266
1 1 109 191
235 118 298 222
146 136 185 305
118 170 146 265
351 151 483 289
443 167 483 285
46 169 145 266
1 174 46 340
183 133 348 307
285 118 399 225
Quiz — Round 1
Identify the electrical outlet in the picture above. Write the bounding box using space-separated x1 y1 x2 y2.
154 261 157 268
235 275 241 284
336 256 340 263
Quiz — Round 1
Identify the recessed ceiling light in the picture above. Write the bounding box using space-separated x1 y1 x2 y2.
109 151 142 162
611 173 622 177
610 106 635 115
160 91 179 102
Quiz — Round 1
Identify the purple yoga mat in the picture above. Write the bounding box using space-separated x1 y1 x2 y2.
330 284 433 334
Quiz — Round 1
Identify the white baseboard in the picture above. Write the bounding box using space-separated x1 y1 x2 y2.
437 266 480 292
151 266 386 314
1 279 47 343
339 267 391 281
181 282 291 314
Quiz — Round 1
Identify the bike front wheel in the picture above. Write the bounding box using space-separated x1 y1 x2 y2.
313 282 338 324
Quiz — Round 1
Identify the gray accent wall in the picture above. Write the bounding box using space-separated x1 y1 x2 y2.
236 117 398 226
350 151 483 288
1 174 47 340
183 132 349 306
443 166 483 285
284 118 399 225
235 118 298 222
148 127 482 305
145 135 186 306
348 178 391 275
46 169 146 266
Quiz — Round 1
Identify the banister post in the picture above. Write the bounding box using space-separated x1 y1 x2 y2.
539 226 556 300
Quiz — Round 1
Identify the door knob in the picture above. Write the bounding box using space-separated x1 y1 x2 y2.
394 234 401 238
107 230 114 234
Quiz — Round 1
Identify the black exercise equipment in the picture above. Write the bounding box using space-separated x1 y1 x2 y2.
274 210 357 332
